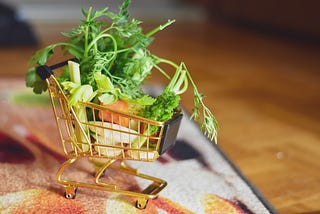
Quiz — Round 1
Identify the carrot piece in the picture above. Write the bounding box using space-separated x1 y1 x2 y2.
98 100 129 127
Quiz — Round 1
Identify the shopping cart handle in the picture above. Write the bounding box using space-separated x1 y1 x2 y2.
36 65 53 80
36 59 77 80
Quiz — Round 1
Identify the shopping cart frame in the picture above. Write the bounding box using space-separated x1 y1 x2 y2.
37 60 183 209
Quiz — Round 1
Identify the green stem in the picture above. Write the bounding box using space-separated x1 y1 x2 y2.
171 63 188 94
154 57 188 94
86 34 116 57
146 19 176 38
152 56 179 82
156 57 179 69
152 62 170 80
84 7 93 56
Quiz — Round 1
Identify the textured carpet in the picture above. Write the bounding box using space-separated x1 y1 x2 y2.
0 79 276 214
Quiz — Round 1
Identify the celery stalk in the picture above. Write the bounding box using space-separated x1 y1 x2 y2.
68 61 81 84
68 61 89 152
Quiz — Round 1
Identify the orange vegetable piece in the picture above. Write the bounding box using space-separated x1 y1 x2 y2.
98 100 129 127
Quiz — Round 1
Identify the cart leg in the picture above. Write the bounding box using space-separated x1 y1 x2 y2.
56 156 78 184
136 197 149 209
56 156 82 199
94 159 117 188
64 185 78 199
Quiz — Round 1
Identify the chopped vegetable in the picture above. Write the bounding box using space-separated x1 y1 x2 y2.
88 121 138 144
99 100 129 127
68 61 81 84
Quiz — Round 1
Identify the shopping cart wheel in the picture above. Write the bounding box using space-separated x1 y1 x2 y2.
64 186 78 199
136 198 149 209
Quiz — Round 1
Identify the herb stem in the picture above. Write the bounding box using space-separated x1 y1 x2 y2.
146 19 175 38
85 34 116 57
84 7 93 56
156 57 179 69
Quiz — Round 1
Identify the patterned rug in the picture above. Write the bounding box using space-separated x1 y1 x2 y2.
0 79 276 214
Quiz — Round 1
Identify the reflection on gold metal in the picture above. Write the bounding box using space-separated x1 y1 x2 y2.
46 75 182 209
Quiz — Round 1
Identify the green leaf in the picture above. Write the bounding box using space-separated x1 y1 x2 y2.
66 84 96 106
120 93 155 105
67 46 84 58
29 44 56 65
91 7 109 19
32 80 48 94
61 25 85 37
98 93 117 104
94 72 114 92
61 81 79 93
25 67 47 94
142 89 180 122
25 67 37 88
119 0 130 20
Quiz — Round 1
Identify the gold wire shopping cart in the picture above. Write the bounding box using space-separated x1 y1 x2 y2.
36 60 182 209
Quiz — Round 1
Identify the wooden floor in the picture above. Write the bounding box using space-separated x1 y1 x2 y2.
1 20 320 213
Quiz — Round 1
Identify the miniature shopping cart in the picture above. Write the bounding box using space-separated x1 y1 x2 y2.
36 60 182 209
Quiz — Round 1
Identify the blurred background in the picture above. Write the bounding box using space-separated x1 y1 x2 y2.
1 0 320 213
1 0 207 23
2 0 320 43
